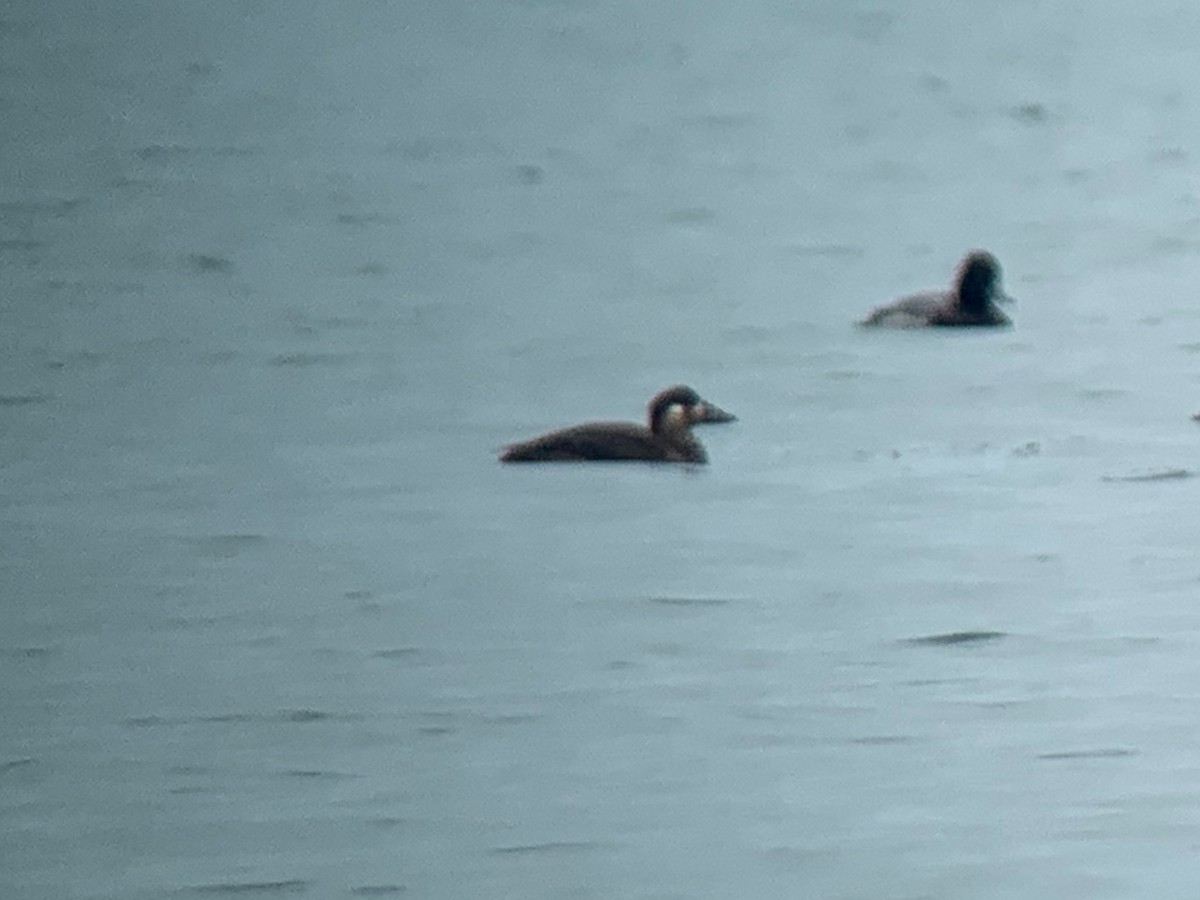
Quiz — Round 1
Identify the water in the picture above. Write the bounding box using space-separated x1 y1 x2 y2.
4 1 1200 897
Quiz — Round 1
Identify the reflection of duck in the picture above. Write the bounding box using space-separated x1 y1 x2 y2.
499 385 735 464
859 250 1014 328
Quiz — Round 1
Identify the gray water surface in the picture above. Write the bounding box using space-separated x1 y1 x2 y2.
5 2 1200 898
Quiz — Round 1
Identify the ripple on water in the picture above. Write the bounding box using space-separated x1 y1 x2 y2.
0 238 43 252
903 630 1008 647
134 144 259 162
367 817 407 830
646 596 734 608
0 757 36 775
0 646 54 659
861 441 1042 461
515 164 543 185
125 709 359 728
335 212 401 227
371 648 423 661
284 708 350 724
491 841 609 857
0 197 84 218
1101 469 1193 483
179 879 311 895
280 769 360 781
848 735 913 747
1037 748 1138 762
186 253 235 274
136 144 193 161
186 534 269 560
269 352 353 368
482 712 542 726
416 711 458 737
1009 102 1050 124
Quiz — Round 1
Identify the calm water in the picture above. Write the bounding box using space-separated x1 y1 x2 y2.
5 2 1200 898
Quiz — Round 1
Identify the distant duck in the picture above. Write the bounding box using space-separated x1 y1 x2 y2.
499 385 735 464
859 250 1014 328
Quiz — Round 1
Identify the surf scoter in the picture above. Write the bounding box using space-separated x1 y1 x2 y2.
499 385 735 464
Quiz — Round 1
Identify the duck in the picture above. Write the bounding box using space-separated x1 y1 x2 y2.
858 250 1013 328
499 385 735 463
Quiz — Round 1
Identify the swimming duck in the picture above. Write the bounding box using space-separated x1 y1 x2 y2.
859 250 1013 328
499 385 735 463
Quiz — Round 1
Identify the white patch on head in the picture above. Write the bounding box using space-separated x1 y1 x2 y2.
663 402 690 430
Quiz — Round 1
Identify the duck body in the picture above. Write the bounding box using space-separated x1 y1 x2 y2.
499 385 733 464
859 250 1013 328
500 420 705 463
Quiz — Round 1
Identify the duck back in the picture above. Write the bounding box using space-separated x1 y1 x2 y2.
500 422 703 463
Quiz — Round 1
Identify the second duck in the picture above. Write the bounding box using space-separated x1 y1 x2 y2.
859 250 1014 328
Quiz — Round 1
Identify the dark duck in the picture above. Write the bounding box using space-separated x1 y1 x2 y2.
499 385 735 464
859 250 1013 328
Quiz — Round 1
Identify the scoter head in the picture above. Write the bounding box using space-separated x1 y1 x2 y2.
652 384 734 434
955 250 1010 312
648 385 701 435
647 385 736 433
